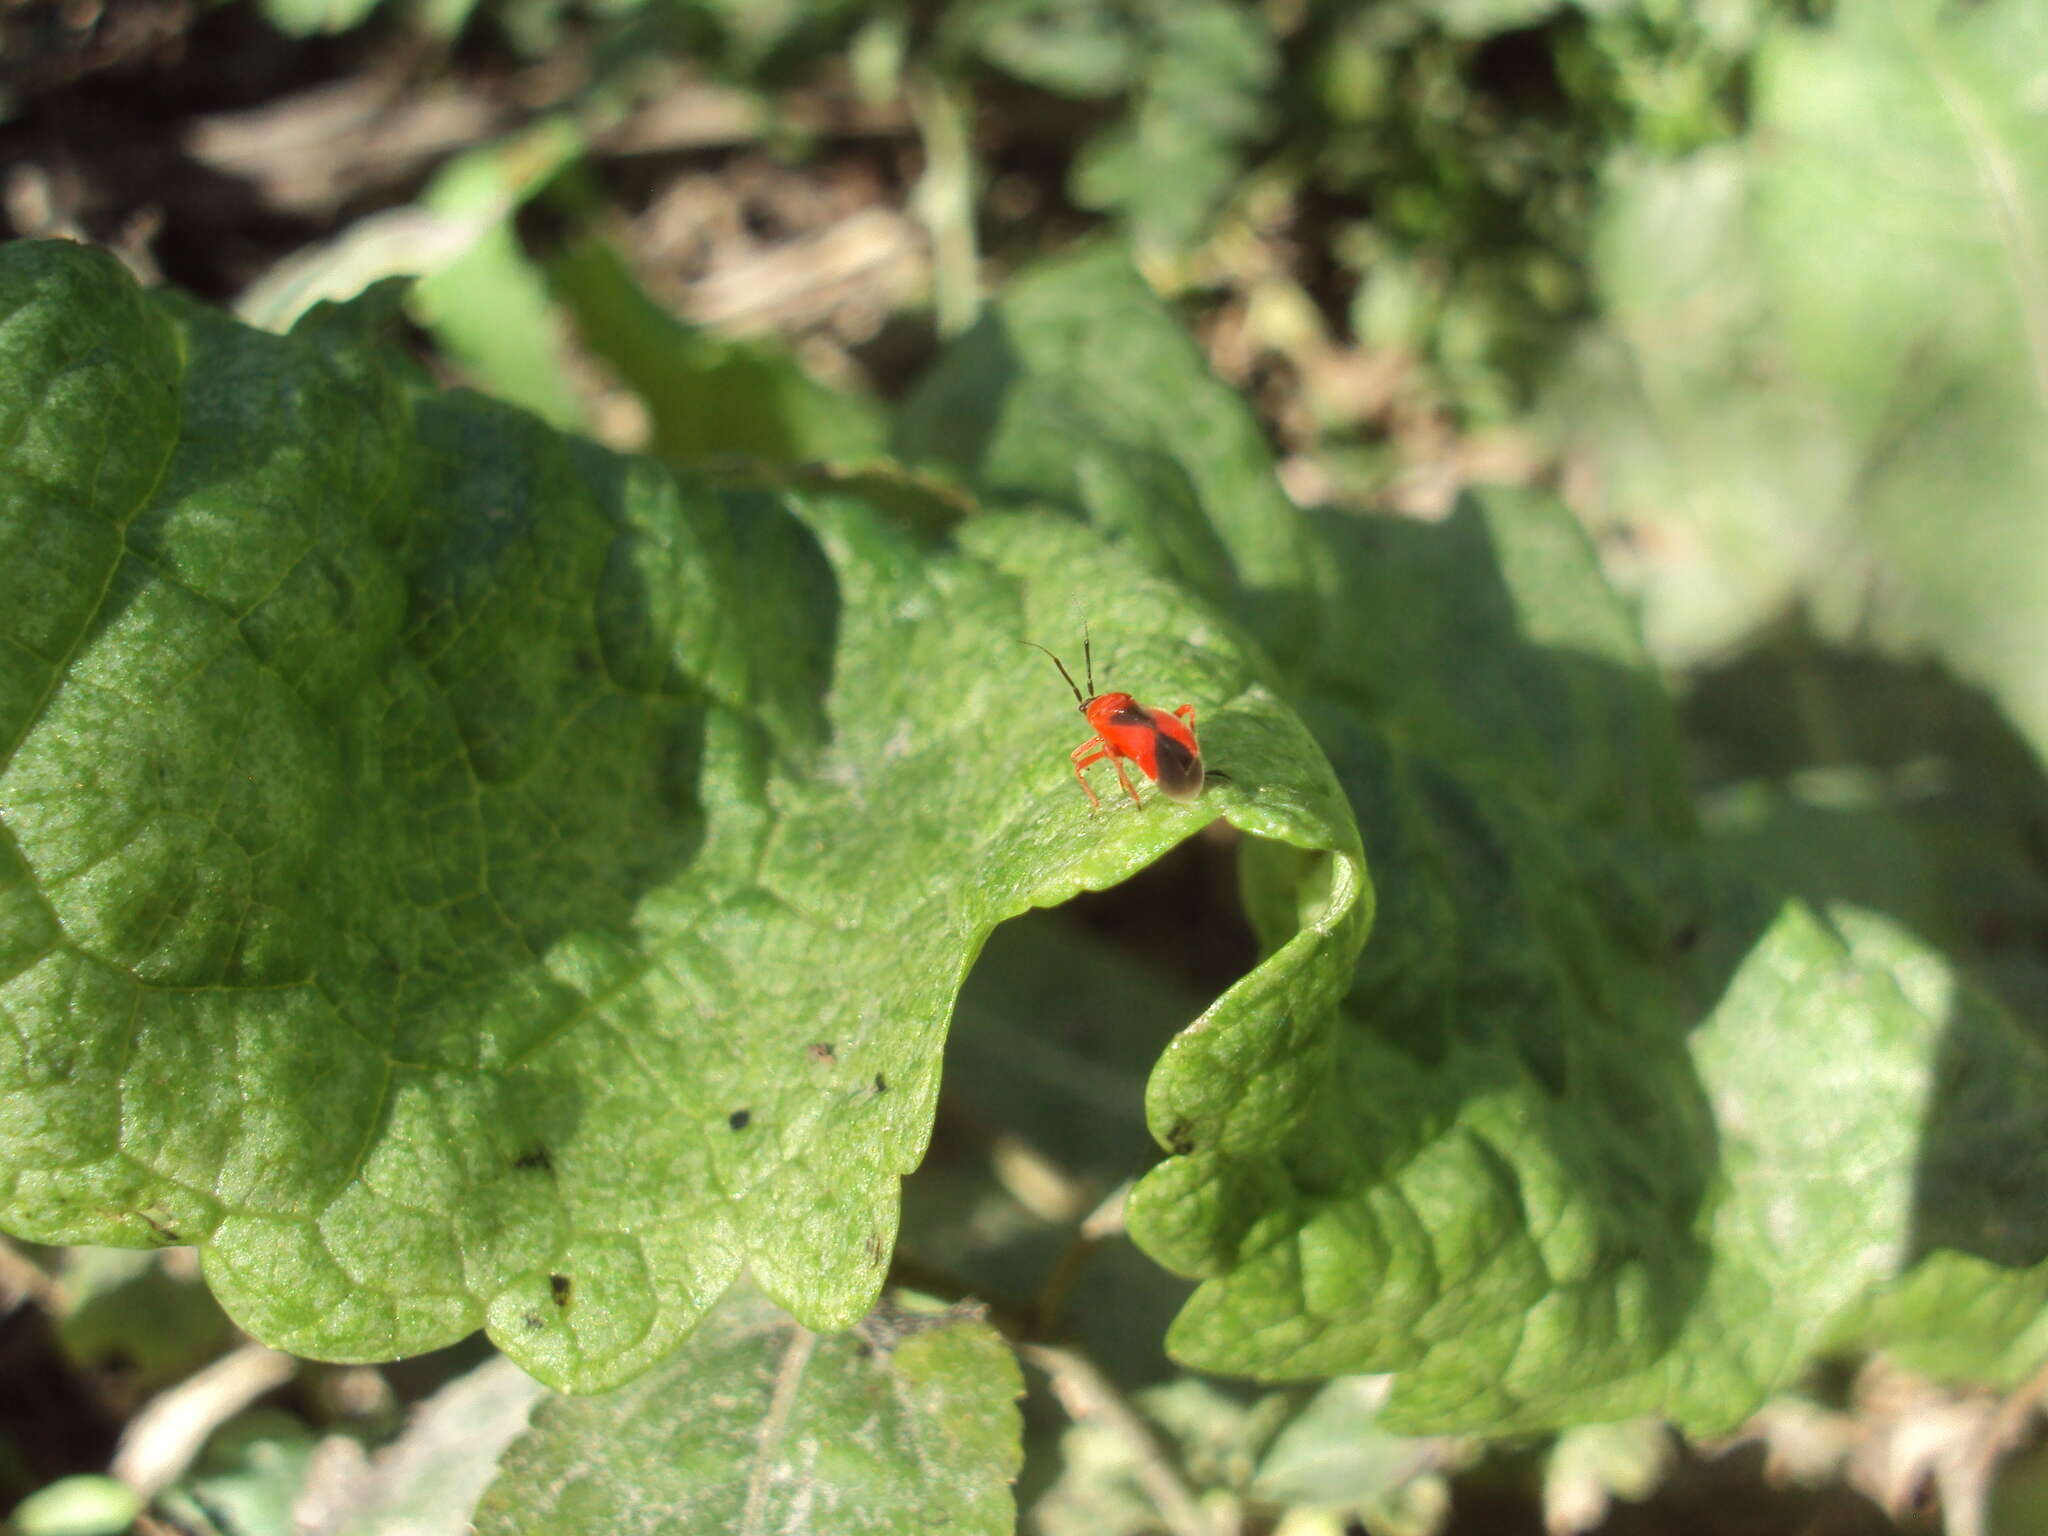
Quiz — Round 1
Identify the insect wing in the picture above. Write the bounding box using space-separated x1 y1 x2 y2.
1147 707 1205 802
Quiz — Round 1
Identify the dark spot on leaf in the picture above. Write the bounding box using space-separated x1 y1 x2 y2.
1672 920 1702 955
140 1211 181 1245
866 1230 889 1267
523 1312 545 1331
728 1109 751 1130
1166 1121 1195 1156
549 1274 572 1307
513 1146 552 1172
873 1072 887 1094
807 1042 836 1063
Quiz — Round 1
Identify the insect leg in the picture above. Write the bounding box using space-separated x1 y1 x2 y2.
1110 756 1144 809
1069 738 1107 810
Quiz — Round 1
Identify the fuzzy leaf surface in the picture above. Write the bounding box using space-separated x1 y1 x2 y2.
1132 489 2048 1433
0 239 1363 1391
475 1288 1022 1535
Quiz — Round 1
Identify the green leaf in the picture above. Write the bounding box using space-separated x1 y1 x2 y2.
1543 147 1858 666
0 238 1362 1394
1749 0 2048 759
948 0 1140 97
9 1476 141 1536
1685 638 2048 1022
55 1247 234 1393
156 1411 317 1536
896 244 1325 667
1092 483 2048 1433
1031 1376 1294 1536
1064 0 1277 256
1570 0 2048 754
314 1355 547 1536
542 234 887 465
473 1286 1023 1535
1411 0 1564 39
1124 489 1716 1427
257 0 385 35
410 122 591 431
1252 1376 1461 1517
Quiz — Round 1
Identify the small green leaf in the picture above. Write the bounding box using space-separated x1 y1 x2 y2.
949 0 1140 97
1252 1376 1458 1513
1065 0 1277 256
543 234 887 465
156 1411 317 1536
1410 0 1563 38
257 0 385 35
319 1355 548 1536
55 1247 234 1393
410 123 591 431
9 1476 141 1536
1542 1418 1673 1535
474 1287 1022 1535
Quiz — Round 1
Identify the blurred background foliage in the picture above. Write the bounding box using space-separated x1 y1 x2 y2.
7 0 2048 1531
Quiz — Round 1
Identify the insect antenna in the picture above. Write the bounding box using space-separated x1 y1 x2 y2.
1082 621 1095 697
1022 640 1088 709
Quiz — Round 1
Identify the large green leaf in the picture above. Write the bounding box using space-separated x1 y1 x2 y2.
1750 0 2048 759
0 238 1362 1394
1124 490 1728 1427
1543 147 1859 666
898 245 2048 1429
1140 499 2045 1433
13 220 2048 1458
1562 0 2048 758
474 1286 1023 1534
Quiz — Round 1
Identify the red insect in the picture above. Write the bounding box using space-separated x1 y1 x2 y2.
1025 629 1213 810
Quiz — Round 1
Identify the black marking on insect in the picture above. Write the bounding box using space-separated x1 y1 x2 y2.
1151 729 1202 801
